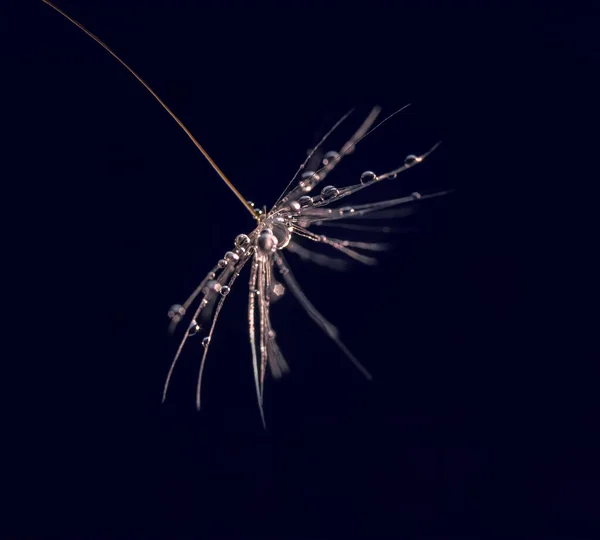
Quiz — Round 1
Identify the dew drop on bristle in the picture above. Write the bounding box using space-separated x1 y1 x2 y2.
167 304 185 322
202 336 210 348
189 320 200 335
404 154 420 166
217 259 227 269
224 251 239 263
203 280 221 294
257 229 277 253
299 171 320 192
412 191 422 199
298 195 313 207
360 171 377 184
322 150 339 166
321 185 339 200
220 285 231 297
289 200 301 212
235 234 250 249
272 220 291 249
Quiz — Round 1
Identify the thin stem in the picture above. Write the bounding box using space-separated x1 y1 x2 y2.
43 0 256 218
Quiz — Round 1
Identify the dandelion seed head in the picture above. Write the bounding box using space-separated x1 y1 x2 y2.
43 0 448 425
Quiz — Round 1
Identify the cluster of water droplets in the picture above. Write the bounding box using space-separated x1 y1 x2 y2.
167 142 428 345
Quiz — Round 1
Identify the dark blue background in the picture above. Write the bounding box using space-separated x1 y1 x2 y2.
3 0 598 536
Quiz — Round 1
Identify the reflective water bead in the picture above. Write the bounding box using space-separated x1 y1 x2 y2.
220 285 231 297
189 320 200 335
235 234 250 248
360 170 377 184
257 229 277 253
272 219 291 249
404 154 420 166
321 185 339 200
298 195 313 207
217 259 227 269
167 304 185 322
412 191 422 199
224 251 240 263
289 200 301 212
322 150 339 166
203 280 221 294
299 170 320 191
201 336 211 348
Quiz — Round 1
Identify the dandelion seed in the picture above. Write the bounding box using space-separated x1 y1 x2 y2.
45 0 451 428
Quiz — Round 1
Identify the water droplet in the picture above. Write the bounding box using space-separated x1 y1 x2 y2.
217 259 227 269
224 251 239 263
322 150 340 166
299 171 320 192
404 154 420 166
202 336 211 348
321 185 339 200
272 221 291 249
388 173 397 180
167 304 185 322
298 195 313 207
412 191 422 199
257 229 277 253
235 234 250 248
203 280 221 295
189 320 200 335
220 285 230 297
289 200 301 212
267 329 276 339
360 171 377 184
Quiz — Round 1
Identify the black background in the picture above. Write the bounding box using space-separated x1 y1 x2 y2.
3 0 599 537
